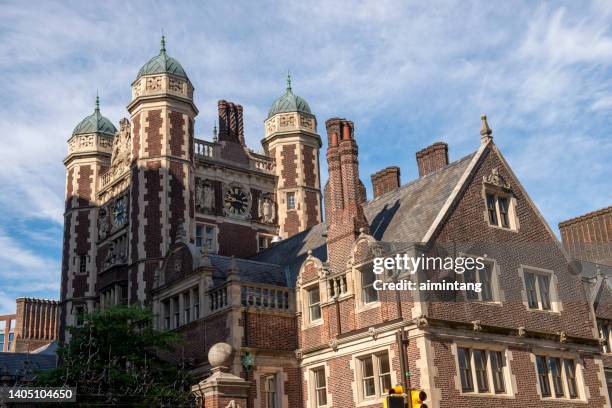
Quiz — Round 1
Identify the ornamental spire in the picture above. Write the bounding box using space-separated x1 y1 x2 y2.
160 33 166 54
480 114 493 144
95 90 100 113
286 71 292 92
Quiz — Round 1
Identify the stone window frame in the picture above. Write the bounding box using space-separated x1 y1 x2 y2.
308 364 330 408
301 280 324 329
518 265 562 314
353 261 381 312
450 341 516 399
195 222 218 253
481 184 519 232
286 191 296 210
257 232 275 253
254 367 287 408
530 349 586 402
352 347 395 405
158 282 202 331
458 253 503 304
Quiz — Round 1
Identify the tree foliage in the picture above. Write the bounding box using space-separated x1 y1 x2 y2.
36 305 194 407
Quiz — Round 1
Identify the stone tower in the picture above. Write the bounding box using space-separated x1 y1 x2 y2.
262 75 322 238
61 96 117 339
127 36 198 303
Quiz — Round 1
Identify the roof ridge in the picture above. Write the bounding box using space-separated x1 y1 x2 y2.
366 151 477 205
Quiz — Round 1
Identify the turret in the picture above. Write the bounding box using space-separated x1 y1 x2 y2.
60 95 117 340
262 75 322 238
127 36 198 303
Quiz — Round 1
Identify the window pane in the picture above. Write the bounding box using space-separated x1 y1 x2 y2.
524 272 538 309
537 275 551 310
564 359 578 398
480 265 493 301
317 389 327 406
549 357 564 397
464 269 478 300
458 348 474 392
378 353 391 393
309 287 321 321
490 351 506 393
498 197 509 228
486 194 498 225
363 378 376 397
473 350 489 392
362 270 379 303
362 356 374 377
195 225 203 247
287 192 296 210
536 356 551 397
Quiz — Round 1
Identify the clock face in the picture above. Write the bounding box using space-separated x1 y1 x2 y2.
112 196 128 227
224 186 249 215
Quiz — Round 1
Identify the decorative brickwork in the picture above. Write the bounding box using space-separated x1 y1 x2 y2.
559 206 612 265
145 109 163 157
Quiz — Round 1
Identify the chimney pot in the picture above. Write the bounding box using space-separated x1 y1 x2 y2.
371 166 401 198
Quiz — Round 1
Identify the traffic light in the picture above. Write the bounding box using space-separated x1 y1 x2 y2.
410 389 427 408
383 394 405 408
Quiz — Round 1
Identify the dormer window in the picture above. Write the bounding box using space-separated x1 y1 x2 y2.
483 168 517 230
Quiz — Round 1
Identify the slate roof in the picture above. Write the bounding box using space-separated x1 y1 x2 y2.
252 152 476 284
0 352 57 380
208 254 289 287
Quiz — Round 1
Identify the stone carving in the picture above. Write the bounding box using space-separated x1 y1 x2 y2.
99 135 113 149
169 77 183 93
299 114 313 129
98 207 109 240
225 401 242 408
558 331 568 344
279 114 295 128
517 326 526 337
133 79 143 97
368 327 379 340
266 119 277 135
483 167 510 190
416 315 428 328
196 179 215 213
329 339 338 351
103 235 127 269
146 76 162 91
258 193 276 224
472 320 482 332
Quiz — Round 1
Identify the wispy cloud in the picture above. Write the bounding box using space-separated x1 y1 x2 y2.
0 0 611 305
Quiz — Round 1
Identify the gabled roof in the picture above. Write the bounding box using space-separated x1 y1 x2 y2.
251 151 477 283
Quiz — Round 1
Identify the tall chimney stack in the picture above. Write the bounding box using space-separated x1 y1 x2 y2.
325 118 368 273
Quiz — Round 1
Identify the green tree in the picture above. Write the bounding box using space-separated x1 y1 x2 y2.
36 305 194 407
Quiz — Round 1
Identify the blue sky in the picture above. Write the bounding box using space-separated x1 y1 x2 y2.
0 1 611 314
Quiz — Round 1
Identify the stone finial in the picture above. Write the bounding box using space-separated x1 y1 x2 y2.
160 34 166 54
208 342 234 373
480 114 493 144
286 71 292 92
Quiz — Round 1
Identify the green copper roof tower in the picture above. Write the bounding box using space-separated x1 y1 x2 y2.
136 35 188 80
72 94 117 136
267 74 312 118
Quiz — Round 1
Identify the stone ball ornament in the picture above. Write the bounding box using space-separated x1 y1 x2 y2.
208 342 234 369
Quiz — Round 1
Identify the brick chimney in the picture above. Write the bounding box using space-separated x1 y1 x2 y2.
416 142 449 177
217 100 245 146
325 118 368 273
371 166 401 198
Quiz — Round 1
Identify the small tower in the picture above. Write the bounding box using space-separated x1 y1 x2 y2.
61 95 117 340
127 36 198 303
262 75 322 238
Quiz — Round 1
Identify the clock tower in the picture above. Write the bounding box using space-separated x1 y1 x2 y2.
263 76 322 238
127 36 198 303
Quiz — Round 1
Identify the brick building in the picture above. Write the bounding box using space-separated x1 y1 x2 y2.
560 207 612 401
60 37 610 407
0 298 58 353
